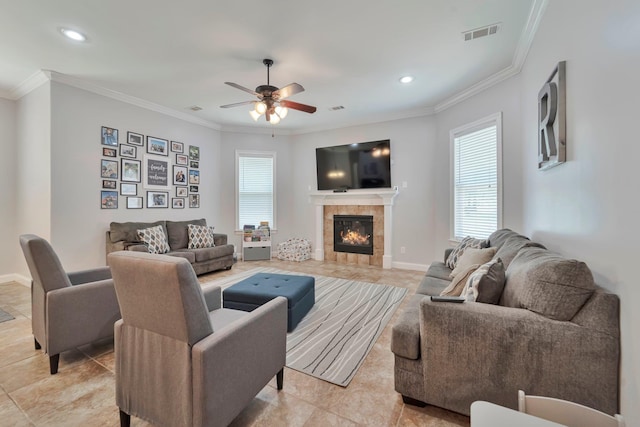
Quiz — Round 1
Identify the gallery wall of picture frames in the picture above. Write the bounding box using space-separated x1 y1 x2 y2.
100 125 201 209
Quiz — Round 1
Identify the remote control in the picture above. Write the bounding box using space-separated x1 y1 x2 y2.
430 296 465 303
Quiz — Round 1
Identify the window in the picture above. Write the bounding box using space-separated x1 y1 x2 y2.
236 151 276 230
450 113 502 241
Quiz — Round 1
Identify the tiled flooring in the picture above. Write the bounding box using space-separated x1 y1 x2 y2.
0 259 470 426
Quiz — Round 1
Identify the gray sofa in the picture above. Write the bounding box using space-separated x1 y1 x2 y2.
106 219 234 275
391 229 620 416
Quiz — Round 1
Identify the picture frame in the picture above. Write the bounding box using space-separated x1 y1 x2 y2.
190 185 198 193
119 144 137 158
147 191 169 208
102 180 117 190
171 141 184 153
146 136 169 156
120 183 137 196
176 154 188 165
101 126 118 146
189 145 200 161
127 131 144 146
190 160 199 169
188 169 200 185
172 198 185 209
102 147 117 158
189 194 200 208
101 159 118 179
173 165 188 186
101 191 118 209
176 187 188 197
126 197 143 209
121 158 141 183
143 155 169 189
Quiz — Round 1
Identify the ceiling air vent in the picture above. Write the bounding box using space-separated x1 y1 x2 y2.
463 23 501 41
328 106 345 111
188 105 203 111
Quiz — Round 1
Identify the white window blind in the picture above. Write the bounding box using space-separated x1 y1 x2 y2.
236 152 275 229
451 114 501 240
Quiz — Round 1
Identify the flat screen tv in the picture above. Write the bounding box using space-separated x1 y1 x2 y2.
316 139 391 191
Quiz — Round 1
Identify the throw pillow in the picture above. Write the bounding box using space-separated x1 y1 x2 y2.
445 236 488 269
461 258 506 303
137 225 169 254
440 263 480 297
188 224 216 249
449 246 497 278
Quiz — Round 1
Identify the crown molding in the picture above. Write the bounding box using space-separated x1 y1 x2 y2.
7 70 50 100
219 124 293 136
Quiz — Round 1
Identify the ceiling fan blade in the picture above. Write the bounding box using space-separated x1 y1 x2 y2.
220 100 256 109
273 83 304 100
280 100 317 114
225 82 259 97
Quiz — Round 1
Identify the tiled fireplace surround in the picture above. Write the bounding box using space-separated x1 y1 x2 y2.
309 189 398 269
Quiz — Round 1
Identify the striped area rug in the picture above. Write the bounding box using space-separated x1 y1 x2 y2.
0 308 15 323
202 267 407 387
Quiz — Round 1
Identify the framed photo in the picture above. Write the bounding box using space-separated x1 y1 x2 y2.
101 159 118 179
188 169 200 185
143 155 169 189
173 165 188 186
172 198 185 209
189 194 200 208
190 160 199 169
147 136 169 156
176 154 188 165
101 191 118 209
102 147 117 158
176 187 188 197
121 158 141 183
120 183 137 196
190 185 198 193
147 191 169 208
101 126 118 146
171 141 184 153
126 197 143 209
127 131 144 146
189 145 200 160
119 144 137 158
102 180 117 189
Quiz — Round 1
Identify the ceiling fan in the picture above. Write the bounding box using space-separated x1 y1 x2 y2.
220 59 317 124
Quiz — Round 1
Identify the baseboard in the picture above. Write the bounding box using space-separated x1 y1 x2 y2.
0 274 31 287
391 261 430 272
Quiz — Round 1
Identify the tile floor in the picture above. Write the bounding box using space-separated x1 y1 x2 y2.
0 259 470 426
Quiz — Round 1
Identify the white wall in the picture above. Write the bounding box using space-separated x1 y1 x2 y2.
0 98 18 276
290 116 438 268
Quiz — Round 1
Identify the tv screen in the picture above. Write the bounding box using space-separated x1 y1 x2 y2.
316 140 391 191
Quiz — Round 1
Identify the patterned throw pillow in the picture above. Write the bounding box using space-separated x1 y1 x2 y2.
137 225 169 254
440 263 480 297
461 258 505 303
445 236 488 269
188 224 216 249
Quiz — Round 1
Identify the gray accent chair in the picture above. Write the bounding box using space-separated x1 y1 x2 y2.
108 251 287 427
19 234 121 374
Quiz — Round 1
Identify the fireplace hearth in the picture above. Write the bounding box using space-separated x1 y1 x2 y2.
333 215 374 255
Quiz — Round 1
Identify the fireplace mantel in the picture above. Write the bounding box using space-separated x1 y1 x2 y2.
309 188 398 268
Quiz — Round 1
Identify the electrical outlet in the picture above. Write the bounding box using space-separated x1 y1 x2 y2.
401 246 406 254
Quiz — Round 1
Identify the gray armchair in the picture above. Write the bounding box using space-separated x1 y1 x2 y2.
19 234 121 374
108 251 287 427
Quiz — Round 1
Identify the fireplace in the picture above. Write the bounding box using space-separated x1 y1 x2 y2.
333 215 374 255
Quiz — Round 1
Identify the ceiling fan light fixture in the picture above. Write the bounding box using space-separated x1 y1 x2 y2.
255 101 267 114
249 110 261 121
275 106 288 119
270 114 281 125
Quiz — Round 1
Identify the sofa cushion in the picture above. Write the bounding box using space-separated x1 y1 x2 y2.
492 235 546 269
166 250 196 264
390 294 423 360
440 263 480 297
416 275 451 296
488 228 520 249
166 218 207 250
501 247 596 321
187 224 215 249
445 236 488 269
110 221 166 243
136 225 169 254
426 261 454 281
461 258 505 304
192 245 234 263
450 247 497 277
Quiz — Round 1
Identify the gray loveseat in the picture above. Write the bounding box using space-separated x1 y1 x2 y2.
106 219 234 275
391 229 620 416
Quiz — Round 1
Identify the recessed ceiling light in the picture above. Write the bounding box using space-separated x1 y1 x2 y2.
399 76 414 84
60 28 87 42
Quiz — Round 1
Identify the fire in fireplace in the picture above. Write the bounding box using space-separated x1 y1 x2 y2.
333 215 374 255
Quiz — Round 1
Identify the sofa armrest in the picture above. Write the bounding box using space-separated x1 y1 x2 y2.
419 299 619 415
212 233 227 246
201 285 222 311
67 266 112 284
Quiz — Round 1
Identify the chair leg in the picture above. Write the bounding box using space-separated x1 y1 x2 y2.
402 395 427 407
276 368 284 390
49 354 60 375
119 410 131 427
34 338 41 350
